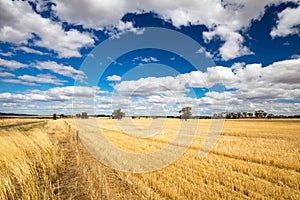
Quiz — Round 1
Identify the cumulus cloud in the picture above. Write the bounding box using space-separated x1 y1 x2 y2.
14 46 45 55
2 57 297 115
0 86 103 103
197 47 213 58
106 75 121 81
106 21 145 38
18 74 66 85
0 58 27 70
0 58 85 82
262 58 300 84
0 50 13 57
0 72 15 78
1 78 37 86
53 0 300 60
114 76 188 97
0 73 66 86
111 57 300 115
33 61 86 81
271 5 300 38
133 56 159 63
52 0 136 29
2 0 298 60
0 0 94 58
203 26 254 60
142 57 159 63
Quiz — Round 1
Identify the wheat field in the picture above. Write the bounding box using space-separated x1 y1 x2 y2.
0 118 299 199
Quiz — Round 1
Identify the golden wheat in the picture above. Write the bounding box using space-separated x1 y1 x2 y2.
1 118 299 199
70 117 300 199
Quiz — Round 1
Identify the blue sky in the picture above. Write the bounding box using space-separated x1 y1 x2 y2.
0 0 299 116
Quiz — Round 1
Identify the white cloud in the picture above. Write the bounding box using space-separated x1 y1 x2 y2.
0 72 15 78
110 57 300 115
198 91 300 115
106 75 121 81
0 57 291 115
0 0 94 58
14 46 45 55
2 0 299 61
106 21 145 38
262 58 300 84
18 74 66 85
133 56 159 63
0 78 37 86
203 26 253 60
197 47 213 58
50 0 293 60
2 102 17 107
0 50 13 57
271 5 300 38
0 58 85 82
0 86 103 103
114 76 188 97
177 66 236 88
2 0 296 60
142 57 159 62
0 58 27 70
0 73 65 86
1 57 299 116
52 0 137 29
34 61 86 81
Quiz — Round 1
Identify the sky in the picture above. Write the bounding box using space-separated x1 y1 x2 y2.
0 0 299 116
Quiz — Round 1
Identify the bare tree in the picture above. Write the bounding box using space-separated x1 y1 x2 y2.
112 109 125 120
179 107 192 121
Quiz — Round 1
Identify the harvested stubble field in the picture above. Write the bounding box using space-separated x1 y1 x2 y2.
0 118 299 199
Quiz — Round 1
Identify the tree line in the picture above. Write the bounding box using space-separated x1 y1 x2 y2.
53 108 299 120
216 110 300 119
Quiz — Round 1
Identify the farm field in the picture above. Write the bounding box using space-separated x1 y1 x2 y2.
0 118 299 199
0 118 43 127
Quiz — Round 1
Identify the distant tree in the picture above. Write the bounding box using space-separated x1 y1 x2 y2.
237 112 242 119
220 112 227 118
81 112 88 119
225 113 231 119
267 113 274 119
227 112 238 119
112 109 125 120
248 112 253 118
255 110 268 118
53 114 57 120
243 112 248 118
179 107 192 121
213 113 218 118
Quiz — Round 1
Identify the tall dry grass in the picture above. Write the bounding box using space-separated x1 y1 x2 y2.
0 119 140 199
1 118 299 199
0 118 41 126
0 121 61 199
